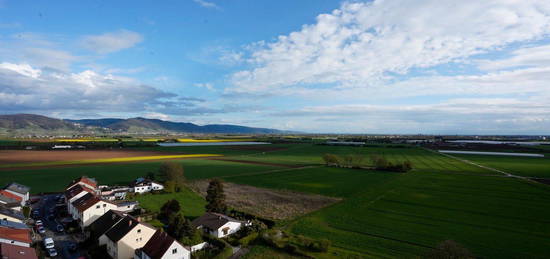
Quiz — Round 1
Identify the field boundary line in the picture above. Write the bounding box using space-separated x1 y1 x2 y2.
421 148 547 185
219 165 322 179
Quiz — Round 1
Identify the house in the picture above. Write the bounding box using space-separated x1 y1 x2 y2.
99 186 130 201
134 230 190 259
65 184 95 210
102 215 156 259
2 183 30 205
0 191 22 208
191 212 244 238
74 196 117 228
130 179 164 194
114 201 139 213
0 206 25 223
0 226 32 247
0 195 21 211
69 193 95 219
0 243 38 259
67 176 98 191
0 220 28 230
89 210 125 244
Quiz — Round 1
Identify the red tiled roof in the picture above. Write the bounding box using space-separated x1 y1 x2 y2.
0 226 31 244
64 185 94 201
66 176 97 190
0 243 38 259
76 196 101 212
0 190 22 202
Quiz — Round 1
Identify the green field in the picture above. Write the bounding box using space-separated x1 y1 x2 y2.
1 143 549 258
226 166 550 258
0 159 278 193
452 154 550 178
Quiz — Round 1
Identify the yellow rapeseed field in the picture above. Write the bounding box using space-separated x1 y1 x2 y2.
0 154 222 168
176 138 255 143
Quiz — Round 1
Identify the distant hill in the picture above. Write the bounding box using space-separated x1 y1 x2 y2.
0 114 84 135
0 114 287 134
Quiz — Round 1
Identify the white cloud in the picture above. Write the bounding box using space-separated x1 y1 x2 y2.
193 0 220 10
228 0 550 95
143 112 171 121
194 82 214 91
0 62 174 113
80 30 143 54
477 44 550 71
271 97 550 134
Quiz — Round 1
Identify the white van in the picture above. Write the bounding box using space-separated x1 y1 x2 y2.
43 237 54 249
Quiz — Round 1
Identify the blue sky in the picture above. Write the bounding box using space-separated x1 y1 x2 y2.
1 0 550 134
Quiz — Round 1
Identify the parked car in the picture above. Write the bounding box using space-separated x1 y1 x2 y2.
68 243 77 252
48 207 55 213
43 238 54 249
47 248 58 257
37 226 46 234
56 224 64 232
35 220 43 226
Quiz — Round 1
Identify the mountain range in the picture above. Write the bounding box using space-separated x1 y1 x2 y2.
0 114 287 135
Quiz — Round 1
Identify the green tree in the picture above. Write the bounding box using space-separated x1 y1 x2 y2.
164 181 176 193
160 199 181 221
205 178 227 213
145 171 156 181
322 153 339 166
167 213 186 240
158 162 185 191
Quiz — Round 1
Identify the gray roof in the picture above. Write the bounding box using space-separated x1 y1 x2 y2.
0 220 28 230
0 206 24 221
0 195 18 205
191 212 241 230
4 183 29 195
89 210 125 239
105 215 140 242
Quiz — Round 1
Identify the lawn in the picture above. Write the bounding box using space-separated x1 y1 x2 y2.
134 188 206 219
452 154 550 178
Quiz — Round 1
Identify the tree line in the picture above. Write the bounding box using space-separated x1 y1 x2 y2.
322 153 413 172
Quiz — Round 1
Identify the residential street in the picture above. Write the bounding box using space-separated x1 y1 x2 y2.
32 194 84 259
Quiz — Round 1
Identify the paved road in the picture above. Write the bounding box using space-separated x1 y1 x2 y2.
32 194 83 259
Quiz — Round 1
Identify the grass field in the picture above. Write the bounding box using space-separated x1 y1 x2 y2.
0 159 279 193
227 166 550 258
1 143 549 258
452 154 550 178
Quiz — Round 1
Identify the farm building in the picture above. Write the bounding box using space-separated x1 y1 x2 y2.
0 226 32 247
2 183 30 206
0 243 38 259
0 206 25 223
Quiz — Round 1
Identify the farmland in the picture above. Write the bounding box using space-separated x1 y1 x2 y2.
0 142 549 258
451 153 550 178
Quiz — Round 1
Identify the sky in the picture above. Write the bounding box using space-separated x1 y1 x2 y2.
1 0 550 134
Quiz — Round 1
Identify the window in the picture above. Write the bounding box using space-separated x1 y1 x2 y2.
172 248 177 254
96 205 100 209
103 204 106 207
137 229 141 233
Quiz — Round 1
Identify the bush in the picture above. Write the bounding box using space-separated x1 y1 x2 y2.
308 239 331 252
238 232 259 247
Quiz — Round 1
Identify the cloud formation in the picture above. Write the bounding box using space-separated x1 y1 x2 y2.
80 30 143 54
228 0 550 94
